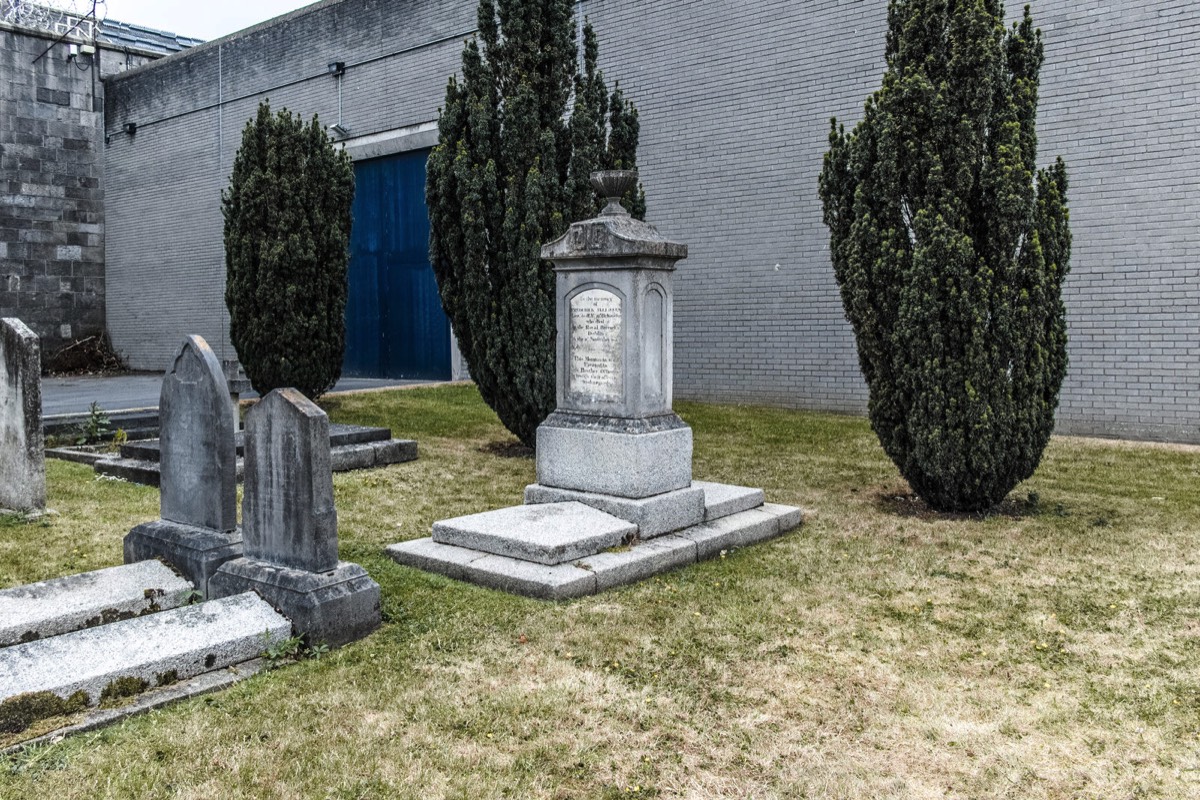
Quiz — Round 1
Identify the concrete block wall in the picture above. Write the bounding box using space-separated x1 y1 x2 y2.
103 0 476 371
582 0 1200 442
102 0 1200 442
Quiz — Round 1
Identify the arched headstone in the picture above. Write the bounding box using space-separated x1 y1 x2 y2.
159 335 237 532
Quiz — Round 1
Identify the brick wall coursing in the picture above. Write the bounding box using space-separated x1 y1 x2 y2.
102 0 1200 442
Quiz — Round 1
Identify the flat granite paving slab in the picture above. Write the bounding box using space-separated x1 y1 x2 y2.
523 483 705 538
432 502 637 566
0 561 193 647
0 592 290 704
693 480 766 521
388 502 804 599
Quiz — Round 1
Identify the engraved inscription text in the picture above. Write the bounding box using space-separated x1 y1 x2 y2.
569 289 623 402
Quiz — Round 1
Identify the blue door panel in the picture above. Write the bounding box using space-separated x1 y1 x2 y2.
344 149 450 380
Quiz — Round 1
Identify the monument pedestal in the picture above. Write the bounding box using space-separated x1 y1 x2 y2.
534 412 693 499
210 559 379 649
387 171 803 598
124 520 242 597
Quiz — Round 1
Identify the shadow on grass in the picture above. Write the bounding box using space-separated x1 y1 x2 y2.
478 439 534 459
873 487 1046 521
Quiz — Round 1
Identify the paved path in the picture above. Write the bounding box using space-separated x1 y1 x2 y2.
42 374 429 417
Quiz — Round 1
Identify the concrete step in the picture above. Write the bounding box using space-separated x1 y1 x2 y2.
391 502 805 599
431 501 637 566
43 410 159 441
119 423 394 461
0 592 290 706
0 561 193 647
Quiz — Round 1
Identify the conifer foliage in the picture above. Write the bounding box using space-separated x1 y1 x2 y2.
223 102 354 400
427 1 645 447
818 1 1071 512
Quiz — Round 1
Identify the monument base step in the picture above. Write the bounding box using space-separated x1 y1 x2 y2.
432 502 638 565
693 481 767 521
523 484 705 538
0 592 290 707
93 437 417 486
124 520 243 598
209 559 381 648
386 503 803 600
0 560 193 647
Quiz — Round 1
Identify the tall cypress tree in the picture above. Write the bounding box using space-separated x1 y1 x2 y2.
818 1 1071 512
427 3 645 447
223 102 354 400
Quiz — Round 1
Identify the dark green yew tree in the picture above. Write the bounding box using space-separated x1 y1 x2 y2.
427 2 645 447
818 1 1071 512
223 102 354 400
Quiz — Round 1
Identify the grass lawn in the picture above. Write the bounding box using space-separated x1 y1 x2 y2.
2 383 1199 798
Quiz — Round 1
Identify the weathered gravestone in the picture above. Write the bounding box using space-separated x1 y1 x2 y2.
387 171 802 598
210 388 380 647
124 335 242 594
0 318 45 513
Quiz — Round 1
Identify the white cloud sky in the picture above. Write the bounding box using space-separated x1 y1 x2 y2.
94 0 316 41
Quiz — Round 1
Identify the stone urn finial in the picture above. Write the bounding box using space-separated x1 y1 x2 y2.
590 170 637 217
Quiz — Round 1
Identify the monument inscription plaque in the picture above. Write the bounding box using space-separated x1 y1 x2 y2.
569 289 623 401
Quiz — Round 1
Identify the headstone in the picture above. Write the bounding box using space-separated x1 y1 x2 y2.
210 389 380 648
124 335 243 595
0 318 45 513
160 336 237 531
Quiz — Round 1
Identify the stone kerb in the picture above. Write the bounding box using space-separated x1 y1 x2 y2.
210 388 380 648
159 335 237 532
0 318 45 512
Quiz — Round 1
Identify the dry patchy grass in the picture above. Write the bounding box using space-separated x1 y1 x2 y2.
2 384 1199 798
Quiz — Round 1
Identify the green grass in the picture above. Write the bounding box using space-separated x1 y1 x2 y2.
2 383 1199 798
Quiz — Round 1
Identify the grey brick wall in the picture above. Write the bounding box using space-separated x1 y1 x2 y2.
103 0 1200 443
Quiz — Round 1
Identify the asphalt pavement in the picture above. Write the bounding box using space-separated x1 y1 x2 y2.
42 373 430 417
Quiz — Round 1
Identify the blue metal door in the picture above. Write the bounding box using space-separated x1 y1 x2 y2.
344 149 451 380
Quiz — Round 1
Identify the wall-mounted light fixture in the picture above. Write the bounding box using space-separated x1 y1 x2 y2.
328 122 351 139
123 122 137 136
327 61 345 77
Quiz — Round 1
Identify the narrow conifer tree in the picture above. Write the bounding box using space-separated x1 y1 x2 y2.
818 1 1071 512
426 3 644 447
223 102 354 400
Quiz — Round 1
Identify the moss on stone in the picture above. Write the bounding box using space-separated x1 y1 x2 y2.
0 690 89 734
99 676 149 706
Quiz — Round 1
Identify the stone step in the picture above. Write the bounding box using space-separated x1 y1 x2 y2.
118 423 394 461
0 592 291 705
432 501 637 566
44 410 159 440
390 502 804 599
693 481 766 521
96 437 416 486
0 561 194 647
